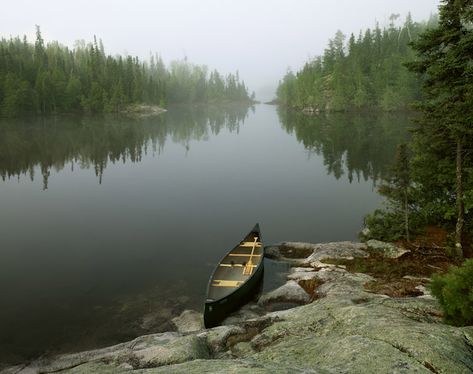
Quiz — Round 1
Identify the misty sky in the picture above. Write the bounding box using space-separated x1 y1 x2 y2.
1 0 440 100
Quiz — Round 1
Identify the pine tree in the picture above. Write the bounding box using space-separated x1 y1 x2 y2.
407 0 473 257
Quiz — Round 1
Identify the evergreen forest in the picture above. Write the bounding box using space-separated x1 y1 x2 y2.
277 4 473 260
276 14 437 112
0 27 253 117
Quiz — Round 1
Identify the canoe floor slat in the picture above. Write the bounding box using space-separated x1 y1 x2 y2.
211 280 243 287
219 263 257 268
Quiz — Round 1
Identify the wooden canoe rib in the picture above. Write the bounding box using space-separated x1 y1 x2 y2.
204 223 264 328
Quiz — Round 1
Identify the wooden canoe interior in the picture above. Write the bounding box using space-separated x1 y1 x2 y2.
207 229 263 301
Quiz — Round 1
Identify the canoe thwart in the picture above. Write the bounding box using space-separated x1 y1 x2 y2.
240 241 262 247
228 253 262 257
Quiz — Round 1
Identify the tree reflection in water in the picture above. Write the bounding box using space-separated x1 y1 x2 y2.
277 108 412 184
0 104 252 189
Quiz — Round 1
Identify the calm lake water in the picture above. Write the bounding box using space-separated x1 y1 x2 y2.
0 105 410 364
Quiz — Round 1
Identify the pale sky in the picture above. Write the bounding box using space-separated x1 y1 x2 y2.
1 0 440 100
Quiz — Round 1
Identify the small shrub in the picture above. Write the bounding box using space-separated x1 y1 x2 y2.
430 259 473 326
363 209 404 242
363 208 425 242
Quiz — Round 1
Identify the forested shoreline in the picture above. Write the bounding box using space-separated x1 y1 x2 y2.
276 2 473 326
0 27 254 117
371 2 473 257
276 9 473 255
276 14 437 112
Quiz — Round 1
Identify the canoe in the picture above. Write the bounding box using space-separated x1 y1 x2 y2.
204 223 264 328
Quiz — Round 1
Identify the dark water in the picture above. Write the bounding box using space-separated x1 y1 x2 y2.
0 105 410 363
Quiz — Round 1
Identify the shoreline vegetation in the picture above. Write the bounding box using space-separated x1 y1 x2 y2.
0 26 256 118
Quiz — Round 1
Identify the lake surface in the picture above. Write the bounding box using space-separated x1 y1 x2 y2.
0 105 410 364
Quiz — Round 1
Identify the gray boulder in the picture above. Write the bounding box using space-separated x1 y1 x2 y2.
248 265 473 373
4 332 209 373
304 241 369 263
287 267 320 281
366 239 410 258
258 280 310 306
131 334 208 367
266 241 369 265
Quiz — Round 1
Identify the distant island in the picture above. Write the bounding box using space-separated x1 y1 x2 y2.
0 26 256 118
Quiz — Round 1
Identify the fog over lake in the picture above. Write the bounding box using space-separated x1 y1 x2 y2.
1 0 439 100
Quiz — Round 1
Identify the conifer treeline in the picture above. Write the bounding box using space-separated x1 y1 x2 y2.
276 14 437 112
0 27 253 117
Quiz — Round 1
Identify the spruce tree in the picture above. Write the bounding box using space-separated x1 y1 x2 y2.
407 0 473 257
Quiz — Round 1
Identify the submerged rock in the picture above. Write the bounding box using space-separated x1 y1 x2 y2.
140 308 175 332
263 245 283 260
221 302 265 326
171 310 204 333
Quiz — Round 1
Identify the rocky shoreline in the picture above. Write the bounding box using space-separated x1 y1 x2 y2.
121 104 167 118
3 241 473 373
